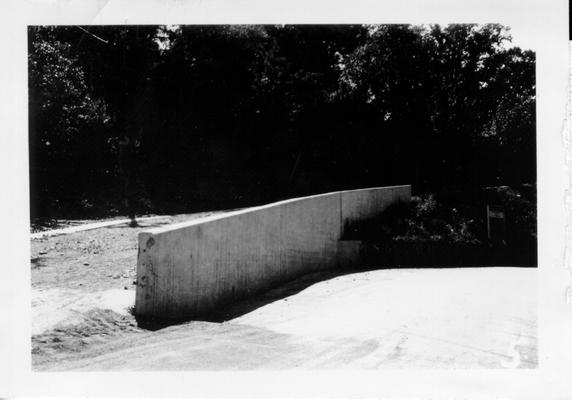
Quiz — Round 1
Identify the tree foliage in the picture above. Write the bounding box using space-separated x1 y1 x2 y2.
28 24 536 219
29 27 110 217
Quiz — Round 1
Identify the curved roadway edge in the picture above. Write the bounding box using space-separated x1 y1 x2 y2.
40 267 537 371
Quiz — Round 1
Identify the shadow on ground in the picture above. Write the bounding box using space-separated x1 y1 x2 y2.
135 267 369 330
134 261 535 331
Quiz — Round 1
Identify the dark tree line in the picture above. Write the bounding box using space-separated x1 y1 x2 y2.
28 24 535 220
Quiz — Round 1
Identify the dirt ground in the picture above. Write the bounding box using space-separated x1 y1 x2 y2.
31 214 537 371
34 267 537 371
31 212 220 368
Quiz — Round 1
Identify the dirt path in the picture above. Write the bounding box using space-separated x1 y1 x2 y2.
31 215 169 239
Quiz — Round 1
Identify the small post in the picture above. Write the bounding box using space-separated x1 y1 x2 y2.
486 204 491 240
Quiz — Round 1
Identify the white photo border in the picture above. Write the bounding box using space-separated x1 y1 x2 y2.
1 0 570 398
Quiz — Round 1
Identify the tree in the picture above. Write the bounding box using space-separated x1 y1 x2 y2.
28 24 536 219
481 47 536 185
29 25 163 220
28 26 110 218
335 24 535 192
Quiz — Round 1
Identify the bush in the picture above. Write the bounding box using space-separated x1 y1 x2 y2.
393 195 482 244
344 185 536 247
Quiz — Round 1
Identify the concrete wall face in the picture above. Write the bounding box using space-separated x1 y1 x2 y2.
340 186 411 230
135 185 411 319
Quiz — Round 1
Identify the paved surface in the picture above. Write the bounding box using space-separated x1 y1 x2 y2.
44 267 537 370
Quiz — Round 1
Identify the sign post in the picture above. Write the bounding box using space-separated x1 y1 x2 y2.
486 205 506 242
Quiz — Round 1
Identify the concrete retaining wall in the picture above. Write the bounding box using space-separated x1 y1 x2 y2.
135 185 411 319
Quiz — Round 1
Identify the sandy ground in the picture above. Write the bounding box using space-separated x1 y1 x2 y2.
31 215 169 239
33 263 537 370
30 211 536 370
30 212 222 366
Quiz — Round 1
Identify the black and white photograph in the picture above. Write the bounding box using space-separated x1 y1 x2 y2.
28 22 539 371
1 0 571 398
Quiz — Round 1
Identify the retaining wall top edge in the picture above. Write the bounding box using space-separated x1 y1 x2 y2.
140 184 412 236
337 184 411 195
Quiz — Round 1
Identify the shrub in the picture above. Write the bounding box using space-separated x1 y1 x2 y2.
393 195 482 244
345 185 536 246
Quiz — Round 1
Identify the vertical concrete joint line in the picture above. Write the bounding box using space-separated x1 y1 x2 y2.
339 192 343 239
